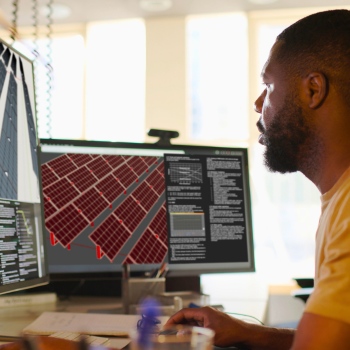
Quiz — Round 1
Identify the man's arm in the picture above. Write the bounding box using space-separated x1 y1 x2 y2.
291 312 350 349
164 306 295 349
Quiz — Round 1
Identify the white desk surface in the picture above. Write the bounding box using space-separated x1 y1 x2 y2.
0 291 271 347
0 296 124 338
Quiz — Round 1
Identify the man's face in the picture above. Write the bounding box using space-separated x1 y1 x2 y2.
254 41 313 174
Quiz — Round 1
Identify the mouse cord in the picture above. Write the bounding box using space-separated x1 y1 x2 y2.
226 311 264 325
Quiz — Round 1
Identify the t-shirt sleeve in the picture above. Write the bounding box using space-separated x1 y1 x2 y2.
305 185 350 325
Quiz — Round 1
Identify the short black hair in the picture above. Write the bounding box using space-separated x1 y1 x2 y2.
276 9 350 104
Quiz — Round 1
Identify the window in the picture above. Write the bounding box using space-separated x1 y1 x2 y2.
11 33 85 139
85 19 146 142
187 14 249 142
33 35 85 139
11 19 146 142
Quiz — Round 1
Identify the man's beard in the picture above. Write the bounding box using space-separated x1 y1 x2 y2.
258 98 313 174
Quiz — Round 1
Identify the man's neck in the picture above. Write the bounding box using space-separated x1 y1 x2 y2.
303 156 350 195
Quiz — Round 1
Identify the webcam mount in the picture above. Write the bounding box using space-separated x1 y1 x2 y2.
148 129 179 146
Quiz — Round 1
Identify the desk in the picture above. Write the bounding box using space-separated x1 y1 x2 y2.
0 296 240 349
0 296 124 339
0 297 131 349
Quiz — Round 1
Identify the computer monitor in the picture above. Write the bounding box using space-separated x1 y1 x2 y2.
0 39 49 295
39 138 255 279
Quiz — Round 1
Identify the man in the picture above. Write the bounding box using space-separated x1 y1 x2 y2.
165 9 350 349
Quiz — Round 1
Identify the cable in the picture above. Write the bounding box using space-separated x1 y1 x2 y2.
8 0 54 139
31 0 40 130
10 0 18 42
31 0 38 42
226 311 264 325
45 0 53 138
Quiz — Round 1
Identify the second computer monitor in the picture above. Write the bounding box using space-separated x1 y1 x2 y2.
0 39 48 295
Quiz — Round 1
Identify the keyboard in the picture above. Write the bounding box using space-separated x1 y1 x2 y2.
49 331 110 346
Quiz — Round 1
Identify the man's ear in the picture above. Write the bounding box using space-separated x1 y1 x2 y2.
302 72 328 109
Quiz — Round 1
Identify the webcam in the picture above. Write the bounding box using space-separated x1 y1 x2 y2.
147 129 179 146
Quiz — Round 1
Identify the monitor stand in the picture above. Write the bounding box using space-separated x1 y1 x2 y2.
121 264 202 314
121 264 166 314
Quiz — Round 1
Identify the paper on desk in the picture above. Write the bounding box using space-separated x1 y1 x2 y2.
22 311 169 337
110 338 131 349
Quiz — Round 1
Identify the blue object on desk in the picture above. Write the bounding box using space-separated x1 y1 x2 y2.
137 298 161 348
188 302 201 308
137 313 161 332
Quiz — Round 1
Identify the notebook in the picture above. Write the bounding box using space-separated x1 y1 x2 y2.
22 311 169 337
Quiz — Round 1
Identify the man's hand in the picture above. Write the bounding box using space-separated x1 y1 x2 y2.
164 306 250 347
165 306 296 350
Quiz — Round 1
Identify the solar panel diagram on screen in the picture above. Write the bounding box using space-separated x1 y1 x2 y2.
41 153 168 264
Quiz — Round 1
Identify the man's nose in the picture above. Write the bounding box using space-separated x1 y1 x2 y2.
254 90 266 114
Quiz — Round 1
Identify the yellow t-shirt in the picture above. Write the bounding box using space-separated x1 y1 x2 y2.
305 167 350 324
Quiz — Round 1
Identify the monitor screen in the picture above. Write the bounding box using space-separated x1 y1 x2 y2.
39 138 255 277
0 40 49 295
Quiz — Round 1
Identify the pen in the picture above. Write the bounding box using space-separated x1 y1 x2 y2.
155 262 167 278
160 265 168 278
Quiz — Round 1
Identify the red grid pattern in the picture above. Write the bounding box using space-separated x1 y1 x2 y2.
43 197 57 218
86 156 114 179
123 155 132 162
42 152 167 261
95 174 125 203
131 182 158 212
67 153 94 167
41 163 59 188
125 228 167 264
145 168 165 195
126 156 149 176
73 188 108 222
66 167 98 192
46 204 89 247
124 206 167 264
89 214 131 261
103 155 126 169
43 177 80 210
143 156 159 167
112 163 137 188
156 162 165 175
149 206 168 244
114 196 146 233
48 154 78 177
